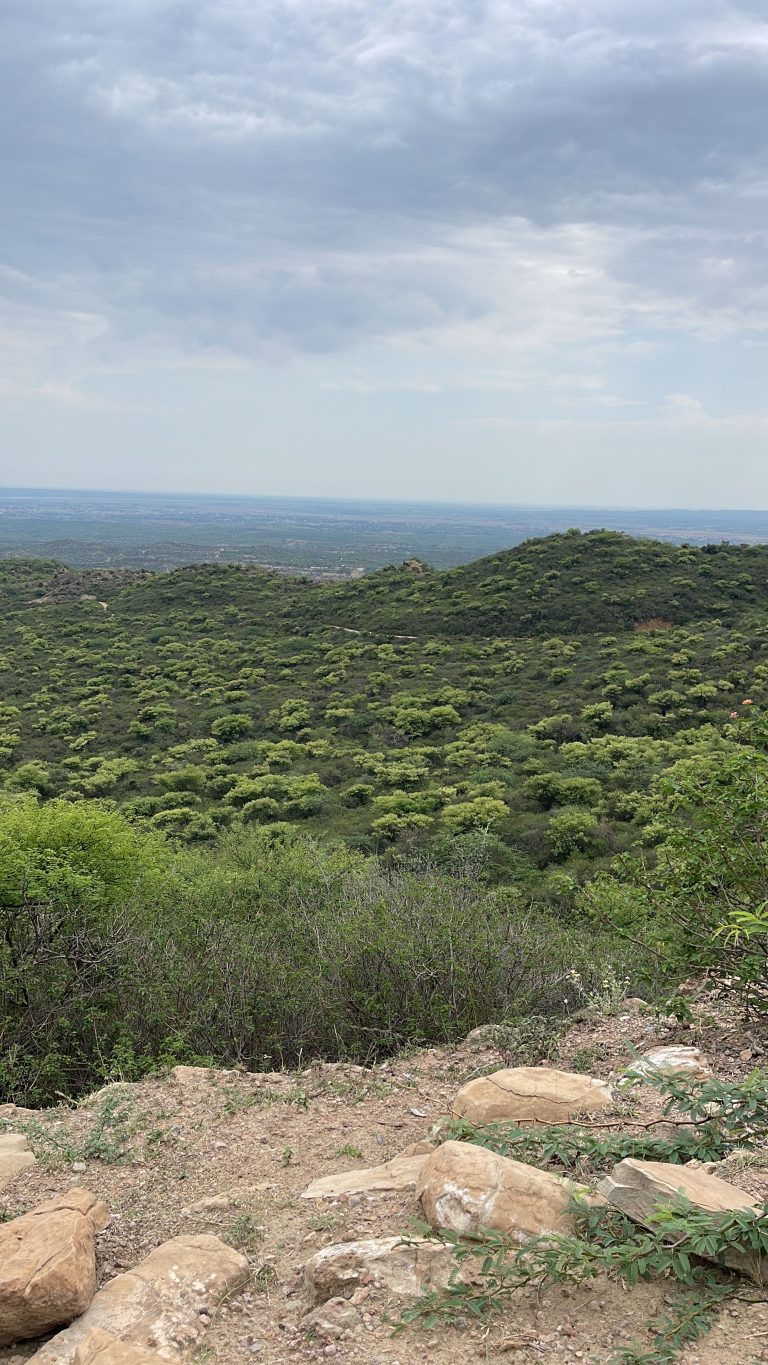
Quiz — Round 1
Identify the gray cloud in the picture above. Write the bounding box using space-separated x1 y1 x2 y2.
0 0 767 505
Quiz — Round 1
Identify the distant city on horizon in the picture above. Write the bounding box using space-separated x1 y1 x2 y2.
2 486 768 577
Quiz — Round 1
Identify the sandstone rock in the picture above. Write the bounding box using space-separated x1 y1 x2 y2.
0 1132 36 1191
303 1297 362 1339
627 1046 712 1080
182 1194 234 1215
30 1234 248 1363
168 1066 215 1087
301 1142 434 1200
417 1140 588 1241
0 1189 109 1347
599 1158 764 1279
463 1024 519 1050
451 1067 612 1126
304 1236 457 1305
72 1330 164 1364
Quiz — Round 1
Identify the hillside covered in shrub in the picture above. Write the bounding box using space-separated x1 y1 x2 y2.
1 528 768 1103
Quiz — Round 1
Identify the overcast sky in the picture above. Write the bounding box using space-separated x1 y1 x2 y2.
1 0 767 505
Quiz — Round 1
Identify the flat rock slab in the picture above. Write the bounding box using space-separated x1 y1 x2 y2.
73 1330 165 1364
30 1234 249 1364
599 1157 764 1280
451 1066 613 1126
418 1139 590 1242
0 1132 36 1191
0 1189 108 1348
304 1235 458 1305
627 1046 711 1080
301 1142 433 1199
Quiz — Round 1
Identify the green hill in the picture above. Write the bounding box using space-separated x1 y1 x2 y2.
0 529 764 883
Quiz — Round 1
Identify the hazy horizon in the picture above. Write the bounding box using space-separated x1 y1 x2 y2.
3 484 768 516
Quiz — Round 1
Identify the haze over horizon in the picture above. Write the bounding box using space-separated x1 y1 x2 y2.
2 2 768 504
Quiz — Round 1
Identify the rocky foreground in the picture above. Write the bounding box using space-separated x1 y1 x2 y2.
2 1001 768 1365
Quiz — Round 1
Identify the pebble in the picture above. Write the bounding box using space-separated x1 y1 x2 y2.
72 1161 86 1173
323 1348 338 1358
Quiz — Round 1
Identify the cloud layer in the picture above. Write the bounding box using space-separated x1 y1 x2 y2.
1 0 767 501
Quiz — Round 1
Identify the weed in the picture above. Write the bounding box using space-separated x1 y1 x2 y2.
308 1207 349 1233
569 1045 603 1074
18 1093 140 1168
224 1211 264 1255
335 1143 364 1159
252 1262 278 1292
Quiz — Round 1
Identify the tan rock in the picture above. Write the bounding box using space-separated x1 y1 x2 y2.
302 1297 362 1338
72 1330 164 1364
0 1189 109 1347
30 1234 248 1364
168 1066 215 1087
301 1142 434 1200
304 1235 458 1305
463 1024 518 1050
0 1132 36 1191
417 1139 588 1241
599 1158 764 1280
627 1046 712 1080
451 1066 613 1126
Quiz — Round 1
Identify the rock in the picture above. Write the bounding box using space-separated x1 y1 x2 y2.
301 1142 434 1200
451 1067 612 1126
303 1298 362 1339
303 1236 458 1305
168 1066 215 1087
599 1158 764 1280
182 1194 234 1215
417 1140 589 1241
463 1025 519 1050
72 1330 164 1363
30 1234 249 1363
626 1046 711 1080
0 1189 109 1348
0 1133 36 1191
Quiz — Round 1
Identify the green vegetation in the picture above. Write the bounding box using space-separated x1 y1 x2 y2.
2 528 768 1101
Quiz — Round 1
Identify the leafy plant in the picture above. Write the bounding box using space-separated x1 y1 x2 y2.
398 1197 768 1361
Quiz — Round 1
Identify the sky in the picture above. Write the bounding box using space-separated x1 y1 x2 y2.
1 0 767 506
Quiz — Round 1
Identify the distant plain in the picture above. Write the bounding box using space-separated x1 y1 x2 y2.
2 487 768 574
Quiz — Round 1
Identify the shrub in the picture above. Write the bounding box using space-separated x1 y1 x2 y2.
582 710 768 1005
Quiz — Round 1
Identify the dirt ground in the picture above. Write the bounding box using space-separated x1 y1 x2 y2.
3 996 768 1365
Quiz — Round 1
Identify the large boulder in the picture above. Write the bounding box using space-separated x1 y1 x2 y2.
0 1132 36 1191
451 1066 612 1126
301 1142 433 1200
417 1139 589 1241
73 1331 164 1364
0 1189 108 1348
599 1158 764 1279
304 1235 458 1305
30 1234 249 1364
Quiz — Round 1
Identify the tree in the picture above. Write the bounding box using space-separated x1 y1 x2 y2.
211 713 253 742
